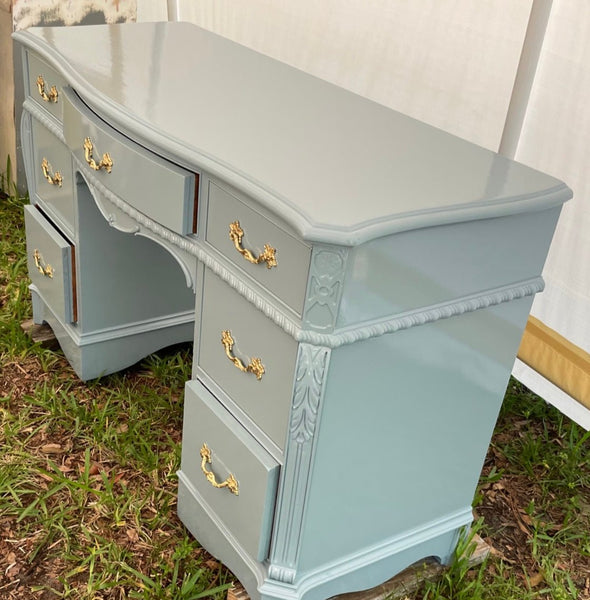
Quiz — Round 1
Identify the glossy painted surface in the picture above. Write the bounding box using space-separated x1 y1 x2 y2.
25 50 65 122
206 180 311 315
198 268 298 450
338 207 561 326
30 117 75 235
181 380 280 562
62 87 196 236
15 23 570 244
24 204 74 323
298 297 533 571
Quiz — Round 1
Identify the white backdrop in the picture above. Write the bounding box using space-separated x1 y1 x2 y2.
512 1 590 428
137 0 590 428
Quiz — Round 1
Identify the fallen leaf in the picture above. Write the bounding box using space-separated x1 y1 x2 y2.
126 529 139 542
40 443 65 454
528 572 544 587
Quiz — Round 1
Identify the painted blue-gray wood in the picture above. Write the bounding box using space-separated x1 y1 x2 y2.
337 207 562 328
197 268 298 451
180 380 280 562
13 23 570 245
30 117 76 235
24 204 74 323
25 49 65 122
62 87 196 237
14 22 572 600
206 180 312 316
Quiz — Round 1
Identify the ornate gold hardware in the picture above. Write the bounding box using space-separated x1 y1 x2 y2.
33 249 54 278
41 158 63 187
221 330 265 380
200 443 239 495
83 137 113 173
36 75 58 103
228 221 277 269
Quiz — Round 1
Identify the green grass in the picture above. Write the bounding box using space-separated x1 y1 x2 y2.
0 179 231 598
2 173 590 599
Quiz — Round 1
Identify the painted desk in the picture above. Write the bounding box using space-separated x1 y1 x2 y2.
14 22 570 600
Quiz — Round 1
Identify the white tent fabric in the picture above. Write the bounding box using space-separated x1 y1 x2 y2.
138 0 590 428
159 0 532 150
512 0 590 429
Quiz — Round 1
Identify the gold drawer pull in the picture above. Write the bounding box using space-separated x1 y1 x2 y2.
83 137 113 173
41 158 63 187
33 249 54 278
229 221 277 269
221 330 265 380
200 443 239 495
36 75 58 103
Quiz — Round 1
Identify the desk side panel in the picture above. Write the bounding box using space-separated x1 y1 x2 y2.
296 296 533 573
337 208 560 327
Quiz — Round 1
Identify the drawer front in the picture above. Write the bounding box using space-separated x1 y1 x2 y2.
181 380 280 561
31 118 75 235
206 181 311 315
26 52 66 121
24 205 75 323
198 269 298 450
62 88 197 236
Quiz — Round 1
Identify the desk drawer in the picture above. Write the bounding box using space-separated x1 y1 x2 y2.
31 118 75 234
206 181 311 315
24 205 76 324
181 380 280 561
26 52 65 122
62 87 197 235
198 269 298 450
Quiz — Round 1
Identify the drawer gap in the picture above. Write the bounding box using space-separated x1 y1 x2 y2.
193 172 200 234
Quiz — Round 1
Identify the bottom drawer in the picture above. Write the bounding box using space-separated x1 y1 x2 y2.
24 204 76 323
180 380 280 561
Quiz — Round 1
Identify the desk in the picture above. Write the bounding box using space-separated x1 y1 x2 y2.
14 22 570 600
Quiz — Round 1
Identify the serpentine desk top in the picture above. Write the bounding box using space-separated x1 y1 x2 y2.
15 22 571 245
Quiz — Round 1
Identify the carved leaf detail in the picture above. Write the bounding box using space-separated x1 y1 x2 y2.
290 345 329 444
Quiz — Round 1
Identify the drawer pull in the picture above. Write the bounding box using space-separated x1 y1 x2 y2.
200 443 239 495
83 137 113 173
41 158 63 187
36 75 58 103
229 221 277 269
33 249 54 278
221 330 265 380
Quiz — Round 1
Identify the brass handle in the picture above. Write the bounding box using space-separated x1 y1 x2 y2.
200 443 239 495
41 158 63 187
83 137 113 173
221 330 265 380
33 249 54 278
36 75 58 103
229 221 277 269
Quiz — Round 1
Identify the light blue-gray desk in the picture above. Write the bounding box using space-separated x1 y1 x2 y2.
14 22 570 600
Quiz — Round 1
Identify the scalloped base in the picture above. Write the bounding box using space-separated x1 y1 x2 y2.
178 472 471 600
31 286 194 380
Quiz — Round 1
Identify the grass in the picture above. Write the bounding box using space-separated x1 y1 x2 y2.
0 179 231 598
1 172 590 599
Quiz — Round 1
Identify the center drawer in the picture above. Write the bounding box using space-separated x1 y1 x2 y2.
62 87 197 236
197 268 299 450
180 380 280 561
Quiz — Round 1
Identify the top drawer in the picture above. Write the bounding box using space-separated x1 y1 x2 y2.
206 181 311 315
62 87 198 236
26 52 66 122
